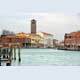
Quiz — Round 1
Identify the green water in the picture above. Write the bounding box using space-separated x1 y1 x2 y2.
11 49 80 66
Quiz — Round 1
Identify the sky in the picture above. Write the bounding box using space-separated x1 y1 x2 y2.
0 0 80 40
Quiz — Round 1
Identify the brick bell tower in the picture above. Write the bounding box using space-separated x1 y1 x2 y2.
31 19 37 34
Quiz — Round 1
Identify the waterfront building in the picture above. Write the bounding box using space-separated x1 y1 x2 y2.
0 35 16 47
64 31 80 50
0 32 30 47
16 32 44 48
59 41 65 48
31 19 37 34
53 39 59 48
16 32 31 47
37 32 53 48
0 32 44 48
29 34 44 48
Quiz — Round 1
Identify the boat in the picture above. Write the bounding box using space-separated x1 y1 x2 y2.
57 47 80 51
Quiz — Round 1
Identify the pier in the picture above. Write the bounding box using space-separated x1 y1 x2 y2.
0 43 21 66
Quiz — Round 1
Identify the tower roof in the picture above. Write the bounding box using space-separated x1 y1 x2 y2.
31 19 36 21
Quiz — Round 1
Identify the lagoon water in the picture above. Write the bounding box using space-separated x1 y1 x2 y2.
11 49 80 66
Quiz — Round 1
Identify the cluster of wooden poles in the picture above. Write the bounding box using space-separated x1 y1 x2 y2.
0 44 21 66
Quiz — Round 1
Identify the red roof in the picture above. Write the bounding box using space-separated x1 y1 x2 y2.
70 31 80 34
16 32 41 38
16 32 27 35
69 31 80 37
41 32 53 36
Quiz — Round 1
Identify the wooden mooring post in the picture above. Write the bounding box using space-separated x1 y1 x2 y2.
13 46 16 60
9 46 13 61
0 47 1 66
0 55 1 66
11 43 21 62
18 46 21 62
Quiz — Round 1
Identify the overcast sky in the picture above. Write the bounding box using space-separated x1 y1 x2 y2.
0 0 80 40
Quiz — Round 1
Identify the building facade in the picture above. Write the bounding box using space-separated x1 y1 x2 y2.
64 31 80 50
38 32 53 48
16 33 44 48
0 32 44 48
53 39 59 48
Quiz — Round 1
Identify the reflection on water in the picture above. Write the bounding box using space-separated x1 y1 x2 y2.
11 49 80 66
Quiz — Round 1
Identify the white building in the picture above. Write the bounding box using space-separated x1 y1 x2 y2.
37 32 53 48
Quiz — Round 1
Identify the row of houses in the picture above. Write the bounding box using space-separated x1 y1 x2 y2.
2 29 80 50
0 32 54 48
62 31 80 50
64 31 80 49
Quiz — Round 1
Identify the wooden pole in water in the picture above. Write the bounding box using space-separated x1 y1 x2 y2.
6 62 11 66
14 46 16 60
9 46 13 61
3 49 5 58
0 55 1 66
6 48 9 59
18 46 21 62
0 48 1 66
